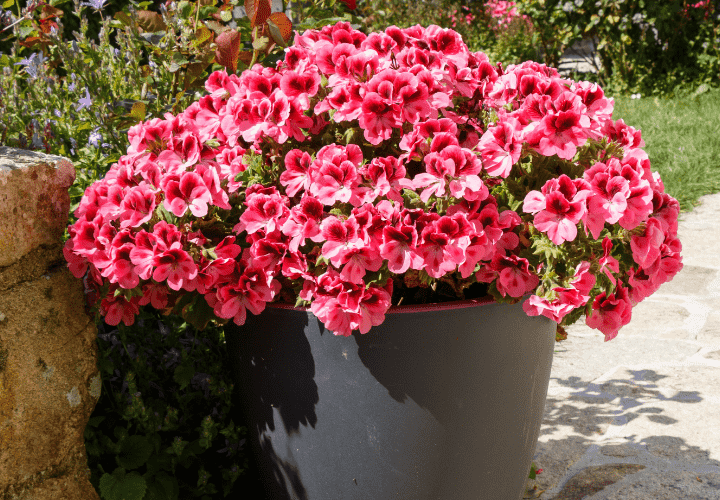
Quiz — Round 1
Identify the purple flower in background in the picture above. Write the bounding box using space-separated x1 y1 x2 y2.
14 52 46 79
217 437 246 458
76 88 92 111
88 129 102 148
80 0 108 11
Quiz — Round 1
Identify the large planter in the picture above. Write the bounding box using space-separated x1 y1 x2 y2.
224 295 556 500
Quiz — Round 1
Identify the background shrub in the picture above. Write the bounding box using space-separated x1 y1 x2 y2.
511 0 720 96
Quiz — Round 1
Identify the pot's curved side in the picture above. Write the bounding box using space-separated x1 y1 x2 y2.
225 297 556 500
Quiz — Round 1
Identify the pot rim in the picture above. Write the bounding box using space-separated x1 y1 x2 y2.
265 294 532 314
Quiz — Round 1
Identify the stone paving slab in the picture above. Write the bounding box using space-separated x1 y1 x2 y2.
524 192 720 500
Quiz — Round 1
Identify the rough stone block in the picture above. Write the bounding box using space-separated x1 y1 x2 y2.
0 147 75 268
0 147 99 500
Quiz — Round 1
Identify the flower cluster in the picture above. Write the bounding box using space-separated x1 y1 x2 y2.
485 0 528 29
64 21 682 341
448 7 476 29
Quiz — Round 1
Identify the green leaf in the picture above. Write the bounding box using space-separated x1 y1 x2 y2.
173 363 195 391
74 121 93 132
252 35 269 51
155 203 177 225
114 10 133 26
177 1 193 18
198 5 218 18
68 184 85 197
529 462 538 479
144 453 174 477
88 416 106 428
2 0 14 9
18 24 36 39
155 472 180 499
99 469 147 500
180 295 217 331
143 472 179 500
220 9 232 22
129 101 146 122
116 435 153 470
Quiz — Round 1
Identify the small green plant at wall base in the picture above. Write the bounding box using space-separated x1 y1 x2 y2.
84 307 247 499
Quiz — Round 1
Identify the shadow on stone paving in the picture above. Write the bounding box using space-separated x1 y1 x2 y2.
527 372 720 499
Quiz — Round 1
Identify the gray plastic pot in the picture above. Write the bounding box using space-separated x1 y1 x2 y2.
224 295 556 500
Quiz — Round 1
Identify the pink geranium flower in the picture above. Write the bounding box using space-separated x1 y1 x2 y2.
119 183 157 229
152 242 199 291
320 216 364 266
101 293 141 326
380 225 422 274
479 118 523 178
630 218 665 268
236 190 289 234
525 104 590 160
280 149 314 197
162 171 213 217
586 286 633 341
523 175 593 245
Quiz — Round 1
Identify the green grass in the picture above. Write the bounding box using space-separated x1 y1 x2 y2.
609 86 720 216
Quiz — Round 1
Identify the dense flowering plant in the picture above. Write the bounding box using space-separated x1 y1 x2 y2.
484 0 528 29
64 21 683 341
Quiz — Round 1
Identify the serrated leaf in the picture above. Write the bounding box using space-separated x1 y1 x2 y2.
99 469 147 500
116 435 153 470
155 472 180 499
142 473 180 500
245 0 271 28
88 415 106 428
140 481 166 500
75 121 93 132
136 10 167 33
173 363 195 391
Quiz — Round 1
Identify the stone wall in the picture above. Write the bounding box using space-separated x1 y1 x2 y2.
0 147 100 500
